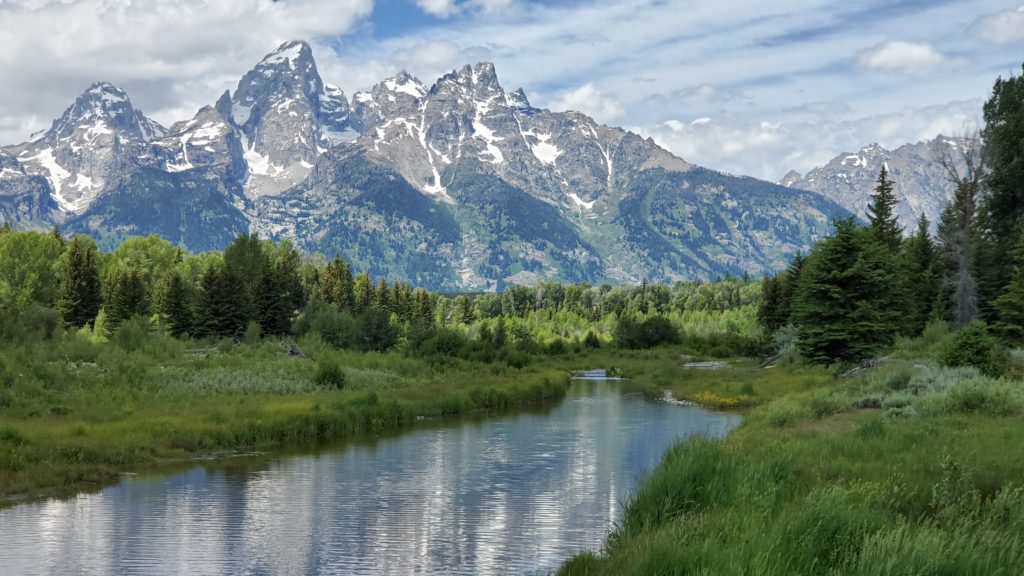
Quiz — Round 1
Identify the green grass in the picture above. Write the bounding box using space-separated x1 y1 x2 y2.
558 357 1024 575
0 332 573 501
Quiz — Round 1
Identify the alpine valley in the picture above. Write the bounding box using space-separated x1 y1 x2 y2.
0 40 850 290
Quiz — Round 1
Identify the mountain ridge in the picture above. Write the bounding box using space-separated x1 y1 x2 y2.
0 40 849 289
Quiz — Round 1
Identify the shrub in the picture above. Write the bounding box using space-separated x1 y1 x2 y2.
942 379 1020 416
242 320 262 345
314 357 347 390
614 315 681 349
583 331 601 349
940 322 1009 377
546 338 568 355
310 306 359 349
885 370 912 391
111 315 152 352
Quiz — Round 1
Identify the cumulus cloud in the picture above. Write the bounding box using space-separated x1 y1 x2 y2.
969 5 1024 44
547 83 623 122
857 41 947 74
0 0 373 142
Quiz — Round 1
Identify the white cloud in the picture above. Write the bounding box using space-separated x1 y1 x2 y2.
412 0 517 19
0 0 373 142
547 83 623 122
969 5 1024 44
414 0 458 19
857 41 947 74
641 99 982 181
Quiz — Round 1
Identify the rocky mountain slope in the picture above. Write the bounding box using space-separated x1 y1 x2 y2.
1 41 849 290
780 136 974 230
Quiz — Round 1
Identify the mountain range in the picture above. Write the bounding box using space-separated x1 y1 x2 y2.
0 40 851 290
780 135 973 231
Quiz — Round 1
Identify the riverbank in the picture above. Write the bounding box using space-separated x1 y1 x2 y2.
0 334 573 504
558 356 1024 575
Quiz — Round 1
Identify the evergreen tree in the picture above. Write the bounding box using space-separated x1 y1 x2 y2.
315 256 353 310
157 270 193 337
57 236 102 328
978 64 1024 318
867 166 903 251
197 263 251 337
256 260 294 335
757 275 784 333
776 252 804 323
105 265 149 327
454 295 475 325
352 272 372 313
373 277 390 312
994 225 1024 341
791 218 901 364
903 214 941 335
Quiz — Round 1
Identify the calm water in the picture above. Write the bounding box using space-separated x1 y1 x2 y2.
0 379 740 575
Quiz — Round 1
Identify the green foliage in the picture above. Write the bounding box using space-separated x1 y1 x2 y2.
314 357 347 390
104 264 149 327
197 262 251 338
994 225 1024 342
940 322 1009 377
56 236 102 328
110 315 152 352
978 64 1024 320
867 165 903 251
156 270 193 337
792 218 901 364
614 315 681 349
0 230 63 309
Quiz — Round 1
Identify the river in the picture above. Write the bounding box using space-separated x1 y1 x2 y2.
0 378 740 575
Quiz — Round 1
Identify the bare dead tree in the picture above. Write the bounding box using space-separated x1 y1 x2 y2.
935 133 984 326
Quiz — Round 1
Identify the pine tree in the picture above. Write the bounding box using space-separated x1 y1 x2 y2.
454 295 475 325
756 275 784 333
791 218 901 363
105 265 149 327
197 263 251 337
903 214 940 335
157 270 193 337
776 252 805 324
373 277 390 312
867 166 903 251
994 225 1024 342
255 260 294 335
352 272 372 313
57 236 103 328
314 256 353 310
977 64 1024 319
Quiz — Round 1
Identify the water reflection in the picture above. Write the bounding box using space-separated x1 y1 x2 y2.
0 380 740 575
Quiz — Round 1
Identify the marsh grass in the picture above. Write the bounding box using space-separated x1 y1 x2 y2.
0 331 573 500
558 353 1024 576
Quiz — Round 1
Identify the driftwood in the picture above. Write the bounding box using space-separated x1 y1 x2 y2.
683 361 728 369
842 357 887 378
758 352 782 369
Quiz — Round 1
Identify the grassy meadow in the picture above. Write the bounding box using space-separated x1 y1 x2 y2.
559 337 1024 575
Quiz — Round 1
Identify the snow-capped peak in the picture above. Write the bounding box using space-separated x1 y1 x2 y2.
382 71 426 99
258 40 313 71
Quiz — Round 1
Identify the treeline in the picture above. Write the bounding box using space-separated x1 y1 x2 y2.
0 226 760 359
759 63 1024 367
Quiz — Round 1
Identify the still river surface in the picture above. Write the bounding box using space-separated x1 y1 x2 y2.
0 378 740 575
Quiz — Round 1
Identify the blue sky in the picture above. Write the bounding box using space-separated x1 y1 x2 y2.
1 0 1023 180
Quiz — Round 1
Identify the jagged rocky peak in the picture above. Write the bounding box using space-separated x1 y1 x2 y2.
37 81 164 144
231 40 329 128
506 88 533 110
